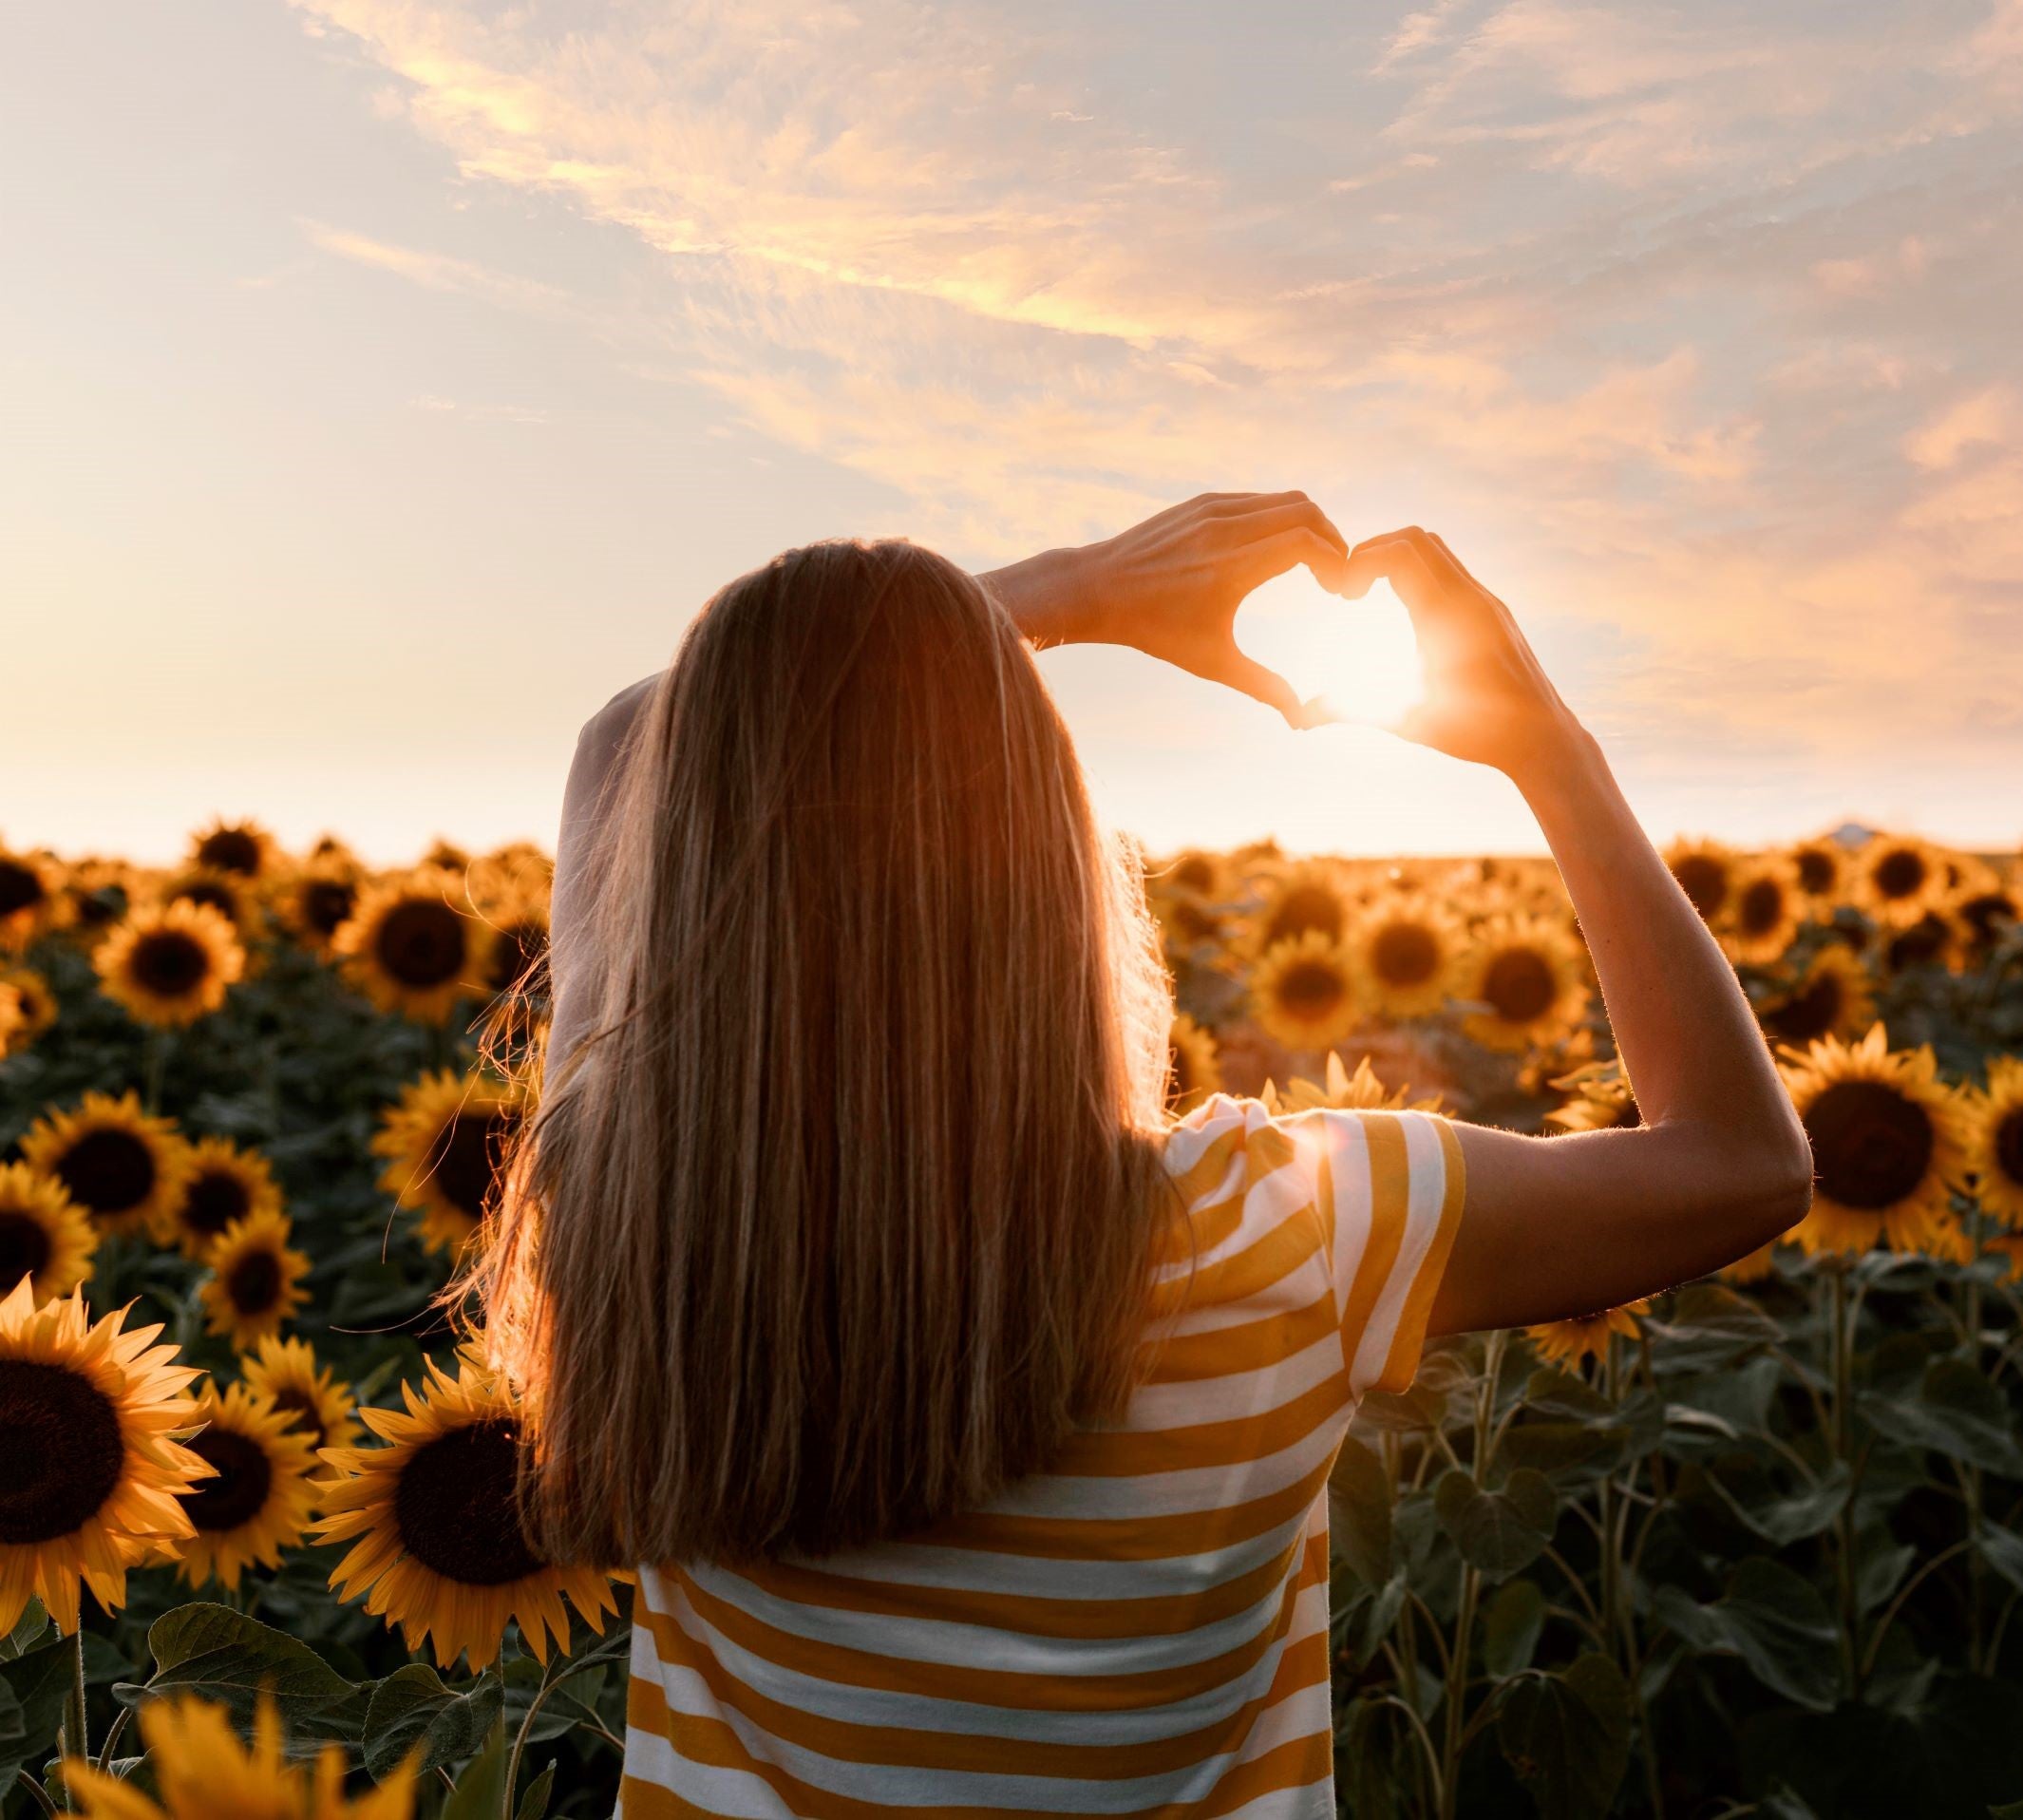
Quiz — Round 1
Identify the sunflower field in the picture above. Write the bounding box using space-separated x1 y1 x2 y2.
2 822 2022 1819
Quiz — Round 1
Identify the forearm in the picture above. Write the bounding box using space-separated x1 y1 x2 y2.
975 545 1099 648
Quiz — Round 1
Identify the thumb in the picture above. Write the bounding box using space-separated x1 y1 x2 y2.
1219 652 1310 729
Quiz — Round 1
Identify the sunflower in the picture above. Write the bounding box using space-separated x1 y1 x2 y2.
1854 833 1947 927
1787 837 1849 907
1348 897 1457 1019
175 1380 319 1590
0 1279 212 1633
0 844 62 950
467 843 555 913
154 1136 283 1260
94 899 246 1028
421 838 473 873
54 858 131 948
1527 1299 1650 1369
0 981 18 1054
1724 858 1805 965
1778 1022 1973 1257
1716 1240 1781 1284
1166 1014 1223 1114
333 867 493 1022
1759 944 1875 1047
1955 881 2017 958
240 1334 361 1454
274 856 364 958
1250 932 1362 1052
1151 887 1226 955
188 816 280 882
1546 1073 1639 1134
1965 1057 2023 1229
1242 861 1352 959
20 1090 192 1237
1 966 58 1053
1158 847 1232 903
314 1351 622 1671
373 1069 529 1258
1455 916 1589 1053
157 865 262 941
200 1208 312 1347
1265 1049 1445 1115
482 889 552 996
0 1165 96 1302
1665 838 1739 925
63 1693 418 1820
1878 910 1961 976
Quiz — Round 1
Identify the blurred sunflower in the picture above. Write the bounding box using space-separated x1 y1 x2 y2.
1665 838 1738 925
1 966 58 1053
1158 847 1232 902
1779 1023 1972 1257
467 843 555 913
241 1333 361 1454
188 816 279 882
373 1069 529 1258
274 856 364 958
0 1278 211 1633
421 838 472 873
0 981 18 1053
1527 1299 1650 1369
176 1380 319 1590
1759 944 1875 1047
482 889 552 997
1456 917 1588 1053
1166 1014 1222 1114
314 1351 622 1670
333 867 492 1022
154 1135 283 1260
200 1207 312 1347
1546 1072 1639 1134
1150 887 1225 956
63 1692 418 1820
158 865 262 941
1955 879 2018 958
1265 1049 1444 1115
1724 859 1805 965
1716 1240 1781 1284
20 1090 191 1237
0 1165 96 1301
0 844 62 950
1878 910 1961 976
1244 862 1351 959
1348 898 1457 1019
1966 1057 2023 1229
1787 838 1848 906
54 857 131 947
1855 833 1947 927
1251 932 1362 1052
95 899 245 1028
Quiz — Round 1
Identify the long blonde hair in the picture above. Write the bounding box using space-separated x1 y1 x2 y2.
478 538 1179 1564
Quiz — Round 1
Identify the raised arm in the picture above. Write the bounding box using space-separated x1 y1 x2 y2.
1334 529 1815 1337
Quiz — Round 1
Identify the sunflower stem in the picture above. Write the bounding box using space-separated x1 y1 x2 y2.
504 1658 559 1820
16 1772 59 1819
94 1703 131 1773
63 1623 87 1802
1826 1261 1861 1695
142 1028 168 1115
1964 1213 1988 1672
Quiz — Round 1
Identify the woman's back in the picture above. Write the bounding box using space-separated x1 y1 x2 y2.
615 1096 1464 1818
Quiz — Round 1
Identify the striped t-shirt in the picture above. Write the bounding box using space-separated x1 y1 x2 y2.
617 1091 1466 1818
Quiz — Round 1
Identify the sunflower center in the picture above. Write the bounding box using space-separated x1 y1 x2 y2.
1873 849 1927 900
132 930 211 997
0 1361 126 1545
183 1428 274 1532
0 862 46 919
1795 849 1836 895
302 880 357 937
1484 949 1556 1024
173 882 237 921
269 1388 327 1450
197 829 263 876
394 1419 543 1586
1995 1109 2023 1190
1670 856 1729 919
1886 917 1950 971
433 1110 522 1221
227 1248 284 1315
1765 971 1844 1043
1275 960 1348 1022
376 901 468 989
1372 922 1440 987
0 1210 54 1286
55 1128 156 1219
1737 880 1786 938
1804 1079 1934 1210
180 1170 251 1238
1264 885 1344 948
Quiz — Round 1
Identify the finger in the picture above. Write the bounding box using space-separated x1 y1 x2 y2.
1214 496 1350 558
1233 526 1351 594
1218 651 1308 727
1339 529 1452 614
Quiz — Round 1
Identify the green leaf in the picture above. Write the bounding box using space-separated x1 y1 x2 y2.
518 1758 557 1820
1979 1523 2023 1596
115 1602 355 1727
1987 1800 2023 1819
1501 1419 1624 1485
441 1723 507 1820
0 1636 69 1792
1482 1579 1547 1678
0 1602 47 1662
363 1663 504 1783
1639 1283 1784 1372
1755 1780 1824 1818
1433 1468 1557 1580
1703 1455 1852 1545
1864 1357 2023 1475
1651 1557 1843 1712
1496 1652 1632 1820
1327 1437 1393 1586
1856 1539 1918 1615
0 1677 26 1798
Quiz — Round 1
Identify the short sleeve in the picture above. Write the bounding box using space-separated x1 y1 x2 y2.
1277 1106 1467 1398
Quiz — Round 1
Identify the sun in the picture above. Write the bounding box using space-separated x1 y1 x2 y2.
1235 572 1425 729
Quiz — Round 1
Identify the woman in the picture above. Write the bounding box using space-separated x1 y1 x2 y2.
482 493 1813 1816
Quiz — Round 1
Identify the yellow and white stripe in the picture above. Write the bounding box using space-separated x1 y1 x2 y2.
617 1092 1465 1818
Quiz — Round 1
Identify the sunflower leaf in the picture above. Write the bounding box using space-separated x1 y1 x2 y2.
1650 1557 1843 1712
116 1602 355 1727
363 1662 505 1782
1862 1357 2023 1475
1433 1467 1558 1580
0 1635 68 1792
518 1759 558 1820
1495 1652 1632 1820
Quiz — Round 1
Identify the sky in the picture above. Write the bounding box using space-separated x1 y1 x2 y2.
4 0 2020 864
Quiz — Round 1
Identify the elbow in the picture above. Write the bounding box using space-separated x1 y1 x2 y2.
1741 1116 1816 1242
